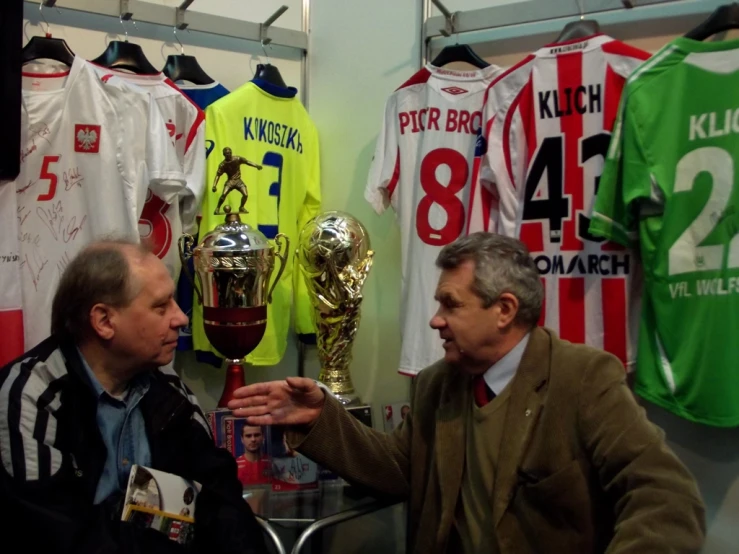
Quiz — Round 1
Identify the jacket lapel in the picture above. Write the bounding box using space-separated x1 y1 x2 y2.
434 366 470 540
493 327 552 527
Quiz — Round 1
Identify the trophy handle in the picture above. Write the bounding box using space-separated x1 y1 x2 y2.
178 234 203 305
268 233 290 303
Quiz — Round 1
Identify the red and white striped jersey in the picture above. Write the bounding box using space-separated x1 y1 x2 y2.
469 35 650 366
90 66 206 281
366 63 503 375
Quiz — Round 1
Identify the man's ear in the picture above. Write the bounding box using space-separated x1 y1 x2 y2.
89 304 115 340
496 292 520 329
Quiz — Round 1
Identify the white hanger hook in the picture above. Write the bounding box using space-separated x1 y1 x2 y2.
39 3 52 37
261 38 272 65
173 26 184 55
577 0 585 20
119 15 129 41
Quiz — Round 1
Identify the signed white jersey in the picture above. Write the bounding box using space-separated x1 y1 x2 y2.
470 35 649 365
0 179 23 366
90 66 206 280
15 57 185 349
365 63 502 375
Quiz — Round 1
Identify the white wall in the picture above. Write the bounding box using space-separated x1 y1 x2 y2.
305 0 422 421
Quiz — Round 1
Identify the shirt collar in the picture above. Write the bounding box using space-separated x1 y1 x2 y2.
76 347 150 402
482 332 531 395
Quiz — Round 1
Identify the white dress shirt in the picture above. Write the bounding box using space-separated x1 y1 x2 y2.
482 332 531 395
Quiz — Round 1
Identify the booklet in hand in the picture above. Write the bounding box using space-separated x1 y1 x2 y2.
121 464 202 546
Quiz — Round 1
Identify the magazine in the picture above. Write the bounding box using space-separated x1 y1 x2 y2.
222 415 272 487
121 465 201 545
270 426 319 492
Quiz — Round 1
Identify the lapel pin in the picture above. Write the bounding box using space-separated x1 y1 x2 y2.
525 409 532 417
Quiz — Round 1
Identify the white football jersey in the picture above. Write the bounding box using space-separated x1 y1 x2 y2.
90 66 206 280
365 63 502 376
0 179 23 366
470 35 650 366
15 57 185 349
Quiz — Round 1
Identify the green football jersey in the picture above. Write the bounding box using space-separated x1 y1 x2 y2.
591 37 739 427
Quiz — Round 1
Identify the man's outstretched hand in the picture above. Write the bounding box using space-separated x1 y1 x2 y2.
227 377 325 426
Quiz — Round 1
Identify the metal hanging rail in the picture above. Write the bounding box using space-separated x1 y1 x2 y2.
424 0 680 41
25 0 307 52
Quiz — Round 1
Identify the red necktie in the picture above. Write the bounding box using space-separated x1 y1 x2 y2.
473 375 493 407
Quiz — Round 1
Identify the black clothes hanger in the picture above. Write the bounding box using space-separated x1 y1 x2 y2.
91 40 157 74
254 63 287 88
685 3 739 41
554 18 601 43
162 54 214 85
161 28 214 85
430 43 490 69
21 4 74 67
90 16 157 74
21 34 75 67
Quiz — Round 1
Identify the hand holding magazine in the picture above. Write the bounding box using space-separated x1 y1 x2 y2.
122 465 202 546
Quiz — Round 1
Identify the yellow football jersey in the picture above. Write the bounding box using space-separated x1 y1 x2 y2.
193 80 321 365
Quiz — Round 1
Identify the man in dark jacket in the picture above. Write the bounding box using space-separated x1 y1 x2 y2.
0 239 267 554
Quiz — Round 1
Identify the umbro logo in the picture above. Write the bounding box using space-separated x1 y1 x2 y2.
441 86 468 95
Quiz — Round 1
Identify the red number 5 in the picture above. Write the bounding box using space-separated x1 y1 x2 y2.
138 191 172 259
37 155 60 201
415 148 468 246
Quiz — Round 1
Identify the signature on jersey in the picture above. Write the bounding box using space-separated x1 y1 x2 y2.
28 122 51 145
22 252 48 292
63 166 84 191
36 200 87 244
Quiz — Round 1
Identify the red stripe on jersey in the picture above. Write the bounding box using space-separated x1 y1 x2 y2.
396 67 432 91
386 148 401 200
163 78 206 154
602 277 627 364
503 92 523 190
559 278 585 344
519 77 537 177
468 157 482 235
518 76 544 253
0 309 24 367
601 39 651 62
558 52 585 252
603 66 625 133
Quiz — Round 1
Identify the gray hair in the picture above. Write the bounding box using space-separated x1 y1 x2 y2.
51 239 150 342
436 232 543 327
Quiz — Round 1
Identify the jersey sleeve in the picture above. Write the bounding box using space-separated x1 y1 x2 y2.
476 85 526 235
589 94 650 247
180 117 206 234
364 95 399 215
102 78 185 222
141 97 188 206
294 126 322 337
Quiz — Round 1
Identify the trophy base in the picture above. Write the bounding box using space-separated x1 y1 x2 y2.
218 360 246 408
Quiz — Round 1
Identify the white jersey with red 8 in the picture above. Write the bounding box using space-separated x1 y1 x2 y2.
365 64 502 376
91 68 206 280
469 35 650 366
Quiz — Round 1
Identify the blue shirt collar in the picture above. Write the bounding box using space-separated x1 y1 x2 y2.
76 347 149 402
482 332 531 395
251 78 298 99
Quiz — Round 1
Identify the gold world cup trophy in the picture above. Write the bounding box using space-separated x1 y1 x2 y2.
296 211 373 406
179 206 289 407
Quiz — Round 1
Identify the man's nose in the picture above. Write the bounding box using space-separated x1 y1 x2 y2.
172 303 189 329
429 313 445 330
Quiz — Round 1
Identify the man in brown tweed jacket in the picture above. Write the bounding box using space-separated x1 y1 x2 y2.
229 233 705 554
